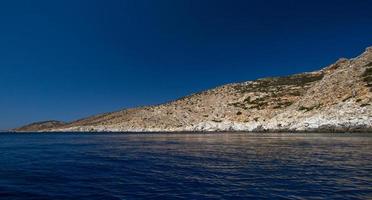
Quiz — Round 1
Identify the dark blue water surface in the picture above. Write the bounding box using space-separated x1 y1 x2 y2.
0 133 371 200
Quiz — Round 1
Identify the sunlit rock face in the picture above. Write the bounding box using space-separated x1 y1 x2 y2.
15 47 372 133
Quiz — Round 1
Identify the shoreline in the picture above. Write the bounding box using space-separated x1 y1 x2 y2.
6 129 372 134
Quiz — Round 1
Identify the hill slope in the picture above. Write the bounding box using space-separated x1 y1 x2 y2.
13 121 66 132
14 47 372 132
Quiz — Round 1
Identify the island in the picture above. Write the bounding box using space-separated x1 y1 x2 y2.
14 47 372 133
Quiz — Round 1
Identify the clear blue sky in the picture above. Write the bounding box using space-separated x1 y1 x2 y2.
1 0 371 129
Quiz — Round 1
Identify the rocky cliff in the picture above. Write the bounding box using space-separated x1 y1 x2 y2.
14 47 372 132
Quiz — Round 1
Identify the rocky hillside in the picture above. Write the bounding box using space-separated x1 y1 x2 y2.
13 121 66 132
14 47 372 132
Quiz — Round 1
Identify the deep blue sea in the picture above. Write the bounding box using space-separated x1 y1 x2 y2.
0 133 371 200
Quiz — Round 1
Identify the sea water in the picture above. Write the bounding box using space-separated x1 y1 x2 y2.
0 133 371 199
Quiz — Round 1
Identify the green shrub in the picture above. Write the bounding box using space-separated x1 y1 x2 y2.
363 68 372 77
234 73 323 93
298 104 321 112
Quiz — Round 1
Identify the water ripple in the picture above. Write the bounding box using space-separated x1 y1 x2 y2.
0 133 371 199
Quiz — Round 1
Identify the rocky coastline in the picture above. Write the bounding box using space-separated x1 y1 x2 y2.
14 47 372 133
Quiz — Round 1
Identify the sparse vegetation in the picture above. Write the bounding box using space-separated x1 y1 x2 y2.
362 62 372 91
298 106 308 111
364 67 372 76
229 96 268 110
273 101 293 109
364 76 372 83
288 91 302 96
299 104 322 112
229 73 322 110
233 73 324 93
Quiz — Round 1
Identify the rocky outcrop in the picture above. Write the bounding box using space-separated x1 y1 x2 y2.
14 47 372 132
